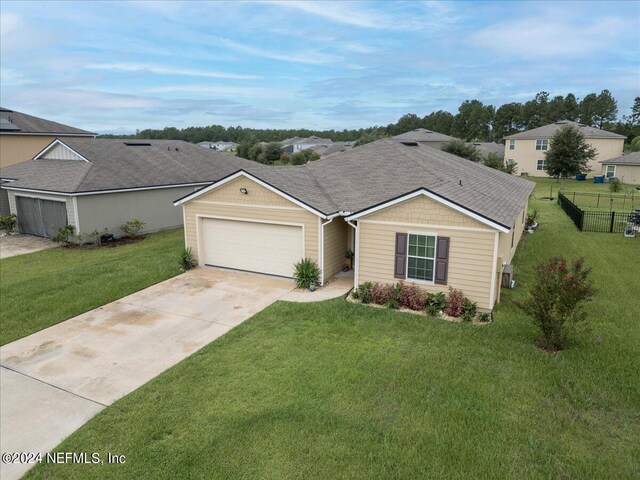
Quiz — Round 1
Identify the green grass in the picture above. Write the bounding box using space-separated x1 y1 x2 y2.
0 229 183 345
26 178 639 479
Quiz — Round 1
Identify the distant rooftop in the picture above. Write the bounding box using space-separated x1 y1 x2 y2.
392 128 458 143
599 152 640 166
0 107 95 136
504 120 626 140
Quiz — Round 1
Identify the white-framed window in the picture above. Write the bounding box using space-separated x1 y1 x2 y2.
536 159 546 171
407 234 436 282
605 165 616 178
535 139 548 151
509 139 516 150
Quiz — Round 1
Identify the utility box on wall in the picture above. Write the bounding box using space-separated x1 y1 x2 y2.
501 264 514 288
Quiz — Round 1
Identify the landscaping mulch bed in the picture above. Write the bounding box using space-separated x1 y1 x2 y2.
62 236 145 249
346 294 492 326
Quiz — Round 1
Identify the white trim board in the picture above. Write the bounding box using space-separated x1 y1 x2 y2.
173 170 328 219
345 189 510 234
14 192 68 203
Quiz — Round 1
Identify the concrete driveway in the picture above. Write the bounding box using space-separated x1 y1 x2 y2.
0 268 293 480
0 234 58 259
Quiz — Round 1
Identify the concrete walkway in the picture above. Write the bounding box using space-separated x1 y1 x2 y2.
0 234 58 259
0 268 293 480
281 271 354 302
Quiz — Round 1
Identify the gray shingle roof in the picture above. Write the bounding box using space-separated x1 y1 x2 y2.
2 137 534 231
392 128 457 143
504 121 625 140
0 138 257 193
599 152 640 165
227 140 533 228
0 107 95 136
473 142 504 159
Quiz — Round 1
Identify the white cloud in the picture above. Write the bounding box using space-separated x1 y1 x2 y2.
85 62 259 80
472 15 635 58
215 38 339 65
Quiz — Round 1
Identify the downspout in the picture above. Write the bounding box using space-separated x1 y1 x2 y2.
346 219 358 291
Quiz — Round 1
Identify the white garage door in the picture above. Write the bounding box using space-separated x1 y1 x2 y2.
202 218 303 277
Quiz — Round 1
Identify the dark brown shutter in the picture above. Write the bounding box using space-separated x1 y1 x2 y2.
394 232 407 279
435 237 450 285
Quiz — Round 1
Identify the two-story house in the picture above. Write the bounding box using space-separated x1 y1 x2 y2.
503 121 625 177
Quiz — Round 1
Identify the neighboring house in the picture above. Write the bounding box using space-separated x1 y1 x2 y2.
175 139 534 312
282 136 333 154
472 142 504 160
0 107 96 215
310 141 355 157
503 120 625 177
599 152 640 185
392 129 458 149
0 108 96 169
197 141 238 151
0 138 256 238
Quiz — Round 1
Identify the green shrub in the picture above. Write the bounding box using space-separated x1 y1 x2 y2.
179 247 198 271
503 159 518 175
461 297 477 322
0 214 17 234
609 179 622 192
120 219 145 237
51 224 75 243
386 283 403 309
293 258 321 289
355 282 374 304
425 304 440 317
427 291 446 311
477 312 492 323
516 257 595 351
445 287 465 317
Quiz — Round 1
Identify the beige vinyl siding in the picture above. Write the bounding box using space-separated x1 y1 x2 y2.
0 135 59 168
323 217 349 280
601 164 640 185
365 195 489 229
183 177 319 266
357 196 496 311
505 138 624 178
497 200 528 266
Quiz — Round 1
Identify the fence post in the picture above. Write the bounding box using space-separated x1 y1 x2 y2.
597 193 600 208
609 211 615 233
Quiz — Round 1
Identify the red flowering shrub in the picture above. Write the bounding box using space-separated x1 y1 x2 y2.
399 283 427 310
517 257 595 351
445 288 465 317
372 283 393 305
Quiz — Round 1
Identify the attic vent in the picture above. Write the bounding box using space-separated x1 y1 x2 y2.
400 141 419 147
124 142 151 146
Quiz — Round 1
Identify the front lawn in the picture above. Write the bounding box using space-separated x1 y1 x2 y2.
27 179 639 478
0 228 183 345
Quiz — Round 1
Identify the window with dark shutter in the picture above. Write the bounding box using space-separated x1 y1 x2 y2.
394 232 407 278
434 237 450 285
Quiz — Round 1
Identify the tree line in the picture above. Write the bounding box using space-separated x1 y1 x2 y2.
101 92 640 145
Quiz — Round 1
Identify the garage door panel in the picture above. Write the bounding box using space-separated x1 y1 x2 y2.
202 219 303 277
15 197 68 238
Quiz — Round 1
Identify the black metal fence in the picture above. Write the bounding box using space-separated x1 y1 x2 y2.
565 191 637 211
557 193 634 233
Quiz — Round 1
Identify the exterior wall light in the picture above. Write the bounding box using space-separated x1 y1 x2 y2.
239 188 248 194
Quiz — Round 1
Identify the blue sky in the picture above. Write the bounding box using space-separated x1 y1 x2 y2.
1 1 639 134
